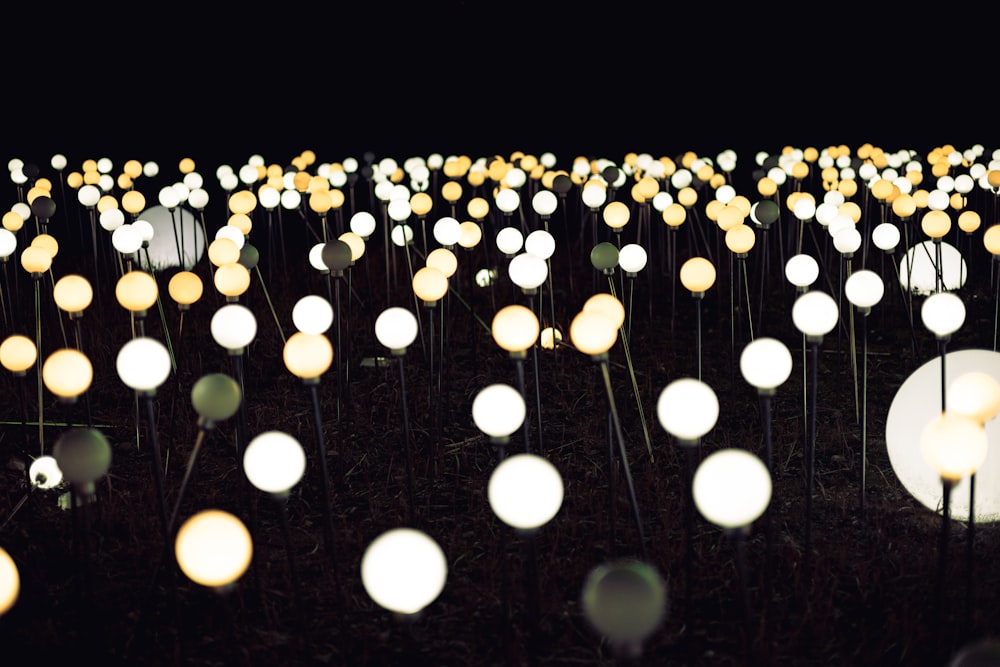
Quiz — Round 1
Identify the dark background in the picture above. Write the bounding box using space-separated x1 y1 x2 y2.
2 3 1000 667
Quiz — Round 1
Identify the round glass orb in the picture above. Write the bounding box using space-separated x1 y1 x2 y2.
584 245 616 277
496 226 524 256
338 232 366 262
603 201 630 230
958 210 981 234
540 326 563 350
112 224 143 255
2 212 24 234
833 227 862 256
492 304 540 354
581 182 607 209
30 234 58 260
656 377 719 444
412 266 448 304
375 306 419 353
488 453 564 531
784 253 820 290
426 247 458 278
532 189 558 217
350 211 377 239
581 559 667 658
984 225 1000 256
495 188 520 215
283 331 333 381
20 245 51 274
243 430 306 495
52 427 111 487
0 334 36 374
292 294 334 334
740 337 793 393
921 412 988 481
322 239 353 272
472 383 526 440
99 208 125 232
750 199 779 227
175 509 253 590
921 291 965 339
524 229 556 260
618 243 648 274
792 290 839 339
116 337 172 394
0 228 16 258
693 448 772 529
361 527 447 616
191 373 242 426
116 270 158 313
844 269 885 310
208 237 240 267
948 372 1000 425
679 257 716 294
52 274 93 315
458 221 483 249
725 224 755 255
0 546 19 617
210 303 257 352
569 309 619 357
29 455 63 489
168 271 204 309
922 210 952 239
42 348 93 401
431 217 461 249
213 262 251 299
508 252 548 292
583 293 625 330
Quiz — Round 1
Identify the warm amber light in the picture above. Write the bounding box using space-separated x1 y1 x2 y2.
426 247 458 278
20 246 51 274
2 211 24 232
228 190 257 215
582 293 625 330
31 233 59 259
457 221 483 249
725 224 756 255
441 181 463 203
412 266 449 303
214 262 251 299
680 257 716 294
921 210 951 239
410 192 433 217
42 348 93 400
208 237 241 267
569 309 618 357
175 509 253 590
958 210 981 234
116 270 159 313
338 232 366 261
467 197 489 220
227 214 252 236
716 205 744 232
892 193 916 219
168 271 204 308
602 201 630 230
0 335 37 374
121 189 146 215
53 274 93 314
984 225 1000 255
492 304 540 355
283 331 334 381
662 203 686 227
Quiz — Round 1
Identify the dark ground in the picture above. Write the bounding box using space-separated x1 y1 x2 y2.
1 151 1000 667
